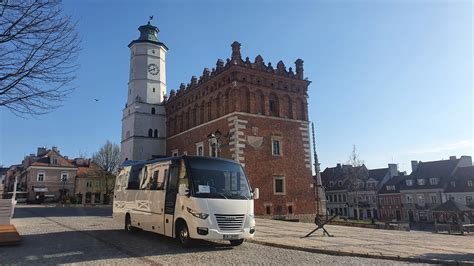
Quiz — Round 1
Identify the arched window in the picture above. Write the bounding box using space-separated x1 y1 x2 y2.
254 90 264 114
154 129 158 138
148 129 153 137
269 93 279 116
151 107 155 114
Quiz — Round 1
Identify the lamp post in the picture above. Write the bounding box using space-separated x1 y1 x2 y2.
207 130 222 157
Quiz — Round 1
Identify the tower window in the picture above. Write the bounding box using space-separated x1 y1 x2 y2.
148 129 153 137
153 88 155 92
151 107 155 114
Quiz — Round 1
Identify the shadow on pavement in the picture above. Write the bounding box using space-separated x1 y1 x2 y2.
0 228 235 264
13 206 112 218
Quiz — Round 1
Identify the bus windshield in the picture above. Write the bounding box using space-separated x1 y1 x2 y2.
187 157 251 200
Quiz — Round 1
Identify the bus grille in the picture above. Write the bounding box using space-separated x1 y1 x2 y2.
214 214 245 231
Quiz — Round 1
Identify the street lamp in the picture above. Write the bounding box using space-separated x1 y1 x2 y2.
207 130 221 157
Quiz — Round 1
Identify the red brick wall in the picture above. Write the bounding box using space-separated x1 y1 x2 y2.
165 58 316 218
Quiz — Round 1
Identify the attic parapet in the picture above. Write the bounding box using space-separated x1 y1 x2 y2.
165 41 307 103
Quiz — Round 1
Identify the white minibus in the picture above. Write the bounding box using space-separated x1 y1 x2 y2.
113 155 259 246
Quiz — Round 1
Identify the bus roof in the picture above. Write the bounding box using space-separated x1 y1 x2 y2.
121 155 240 168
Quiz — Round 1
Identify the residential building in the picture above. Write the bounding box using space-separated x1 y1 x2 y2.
378 175 407 221
444 166 474 210
399 156 472 223
74 158 109 204
322 163 399 219
0 167 8 198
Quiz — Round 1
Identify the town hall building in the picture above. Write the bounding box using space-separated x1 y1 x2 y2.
121 21 318 220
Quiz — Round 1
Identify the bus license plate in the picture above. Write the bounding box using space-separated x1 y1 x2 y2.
223 234 239 240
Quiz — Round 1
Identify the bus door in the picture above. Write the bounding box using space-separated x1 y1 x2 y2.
164 163 179 237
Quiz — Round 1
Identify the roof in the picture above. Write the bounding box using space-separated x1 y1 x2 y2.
321 164 368 191
378 175 408 194
0 167 8 175
433 200 474 212
29 150 76 168
445 166 474 193
399 158 461 191
368 168 389 182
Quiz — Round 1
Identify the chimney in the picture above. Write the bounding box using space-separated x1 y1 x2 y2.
37 147 47 156
411 160 419 172
336 163 342 168
64 156 68 160
52 146 58 153
449 156 456 160
388 163 398 177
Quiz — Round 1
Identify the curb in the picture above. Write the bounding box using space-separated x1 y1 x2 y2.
247 239 470 265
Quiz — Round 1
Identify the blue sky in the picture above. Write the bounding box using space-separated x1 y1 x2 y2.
0 0 472 173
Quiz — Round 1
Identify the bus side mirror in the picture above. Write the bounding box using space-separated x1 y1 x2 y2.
178 184 190 197
253 188 259 200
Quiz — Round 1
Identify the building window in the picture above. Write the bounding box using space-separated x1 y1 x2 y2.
95 180 101 189
406 180 413 186
467 196 473 206
338 194 342 202
417 194 425 205
183 151 188 155
387 185 395 191
271 139 281 156
406 194 413 203
417 179 425 186
429 178 439 185
329 195 333 202
151 107 155 114
94 193 101 204
148 129 153 137
196 142 204 156
264 203 272 215
468 180 473 187
273 176 285 195
172 149 178 157
287 203 294 215
430 194 437 204
338 180 343 187
367 182 376 189
37 172 45 182
154 129 158 138
86 180 93 188
152 87 155 92
51 157 58 165
61 172 68 182
343 194 346 202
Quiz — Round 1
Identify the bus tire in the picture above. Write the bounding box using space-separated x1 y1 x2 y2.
125 214 136 232
176 221 192 248
229 239 244 246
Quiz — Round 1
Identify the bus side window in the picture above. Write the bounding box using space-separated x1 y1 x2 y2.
150 170 159 190
156 168 167 190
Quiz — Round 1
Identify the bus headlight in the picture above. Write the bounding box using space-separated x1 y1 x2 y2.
187 207 209 219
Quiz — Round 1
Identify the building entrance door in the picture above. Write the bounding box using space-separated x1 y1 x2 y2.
396 210 401 221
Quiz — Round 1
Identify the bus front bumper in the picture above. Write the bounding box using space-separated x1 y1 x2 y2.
191 226 255 240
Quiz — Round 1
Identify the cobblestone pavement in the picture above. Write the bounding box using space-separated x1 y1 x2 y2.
1 206 421 265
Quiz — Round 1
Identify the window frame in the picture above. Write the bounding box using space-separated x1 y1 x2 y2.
37 171 45 182
273 176 286 195
195 142 204 156
271 137 282 156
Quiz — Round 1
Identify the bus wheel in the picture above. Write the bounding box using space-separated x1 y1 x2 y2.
125 214 136 232
177 222 192 247
229 239 244 246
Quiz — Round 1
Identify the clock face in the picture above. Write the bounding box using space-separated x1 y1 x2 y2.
148 63 159 75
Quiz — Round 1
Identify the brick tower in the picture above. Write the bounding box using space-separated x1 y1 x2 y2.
165 42 316 220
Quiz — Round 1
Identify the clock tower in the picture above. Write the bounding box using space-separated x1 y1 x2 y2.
121 21 167 161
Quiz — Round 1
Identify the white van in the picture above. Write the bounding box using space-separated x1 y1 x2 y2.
113 156 258 247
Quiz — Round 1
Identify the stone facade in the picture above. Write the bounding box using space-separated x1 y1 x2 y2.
164 42 317 219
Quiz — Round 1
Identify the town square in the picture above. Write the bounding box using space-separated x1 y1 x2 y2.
0 0 473 265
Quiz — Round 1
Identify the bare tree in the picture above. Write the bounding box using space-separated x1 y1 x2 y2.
345 145 366 220
92 141 120 203
0 1 80 116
